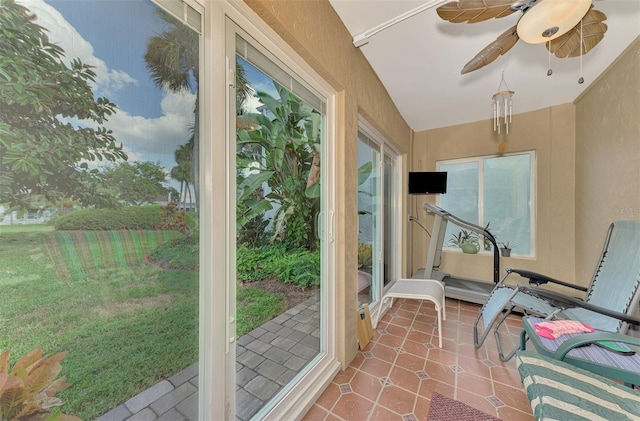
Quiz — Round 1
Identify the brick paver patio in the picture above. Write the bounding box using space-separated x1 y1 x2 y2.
94 293 320 421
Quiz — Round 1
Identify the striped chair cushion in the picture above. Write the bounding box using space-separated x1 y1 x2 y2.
516 350 640 421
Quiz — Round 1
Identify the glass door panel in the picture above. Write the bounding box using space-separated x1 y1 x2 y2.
233 32 325 420
0 1 201 419
357 137 381 306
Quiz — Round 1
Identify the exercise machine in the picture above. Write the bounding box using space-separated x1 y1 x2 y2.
413 203 500 304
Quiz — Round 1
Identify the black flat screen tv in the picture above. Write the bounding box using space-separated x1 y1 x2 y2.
408 171 447 195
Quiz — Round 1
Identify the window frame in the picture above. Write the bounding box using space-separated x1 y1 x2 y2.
435 150 537 258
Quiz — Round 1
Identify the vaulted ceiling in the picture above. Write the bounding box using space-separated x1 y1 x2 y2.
328 0 640 131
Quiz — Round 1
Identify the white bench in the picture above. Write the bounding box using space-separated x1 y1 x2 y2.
375 278 446 348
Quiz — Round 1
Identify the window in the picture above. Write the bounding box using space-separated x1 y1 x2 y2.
357 119 401 307
437 151 536 256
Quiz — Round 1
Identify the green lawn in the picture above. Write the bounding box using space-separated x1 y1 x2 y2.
0 225 284 420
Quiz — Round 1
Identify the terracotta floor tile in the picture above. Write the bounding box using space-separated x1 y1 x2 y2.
426 347 457 366
410 320 435 334
492 382 532 414
401 339 429 358
331 393 374 421
315 382 340 411
350 370 383 402
369 404 404 420
491 364 523 386
418 378 455 400
376 333 405 349
332 365 357 384
457 354 491 378
370 342 400 364
456 371 494 397
455 388 501 417
422 361 456 386
359 356 393 378
394 352 425 372
305 298 534 421
377 384 416 416
413 396 430 419
384 323 409 338
388 365 420 393
497 405 535 420
301 404 328 421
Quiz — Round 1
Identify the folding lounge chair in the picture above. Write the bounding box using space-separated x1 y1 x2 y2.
474 219 640 361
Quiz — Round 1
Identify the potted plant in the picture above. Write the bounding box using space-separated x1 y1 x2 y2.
499 241 514 257
482 222 492 251
449 230 479 254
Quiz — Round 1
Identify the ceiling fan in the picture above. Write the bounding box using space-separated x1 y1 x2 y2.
436 0 608 74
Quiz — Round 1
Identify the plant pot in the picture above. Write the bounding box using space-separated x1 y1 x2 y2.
460 242 479 254
500 248 511 257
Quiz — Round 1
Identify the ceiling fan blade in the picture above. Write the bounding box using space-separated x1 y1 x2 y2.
436 0 517 24
461 25 519 74
547 7 607 58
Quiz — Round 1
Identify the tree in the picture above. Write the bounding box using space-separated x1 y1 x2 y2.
103 161 171 206
145 10 253 212
236 83 321 250
170 139 194 210
145 10 200 209
0 0 127 211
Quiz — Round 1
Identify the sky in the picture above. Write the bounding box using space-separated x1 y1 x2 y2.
17 0 197 185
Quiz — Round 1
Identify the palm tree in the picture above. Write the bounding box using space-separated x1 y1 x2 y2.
145 10 199 209
171 140 193 209
145 9 253 212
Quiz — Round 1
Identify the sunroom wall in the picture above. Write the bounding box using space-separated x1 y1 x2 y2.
242 0 412 368
410 104 577 288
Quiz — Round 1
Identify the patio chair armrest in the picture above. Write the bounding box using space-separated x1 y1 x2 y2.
554 332 640 360
507 268 588 291
518 286 640 326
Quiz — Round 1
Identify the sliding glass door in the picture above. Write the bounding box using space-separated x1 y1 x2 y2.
221 12 338 419
357 122 400 307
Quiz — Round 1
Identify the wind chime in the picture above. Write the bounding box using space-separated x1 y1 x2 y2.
492 71 513 135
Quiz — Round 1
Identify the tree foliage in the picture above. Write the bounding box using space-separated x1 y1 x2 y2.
0 0 127 210
236 83 321 250
145 10 200 210
102 161 172 206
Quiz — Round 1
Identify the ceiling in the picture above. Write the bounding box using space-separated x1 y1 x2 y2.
328 0 640 132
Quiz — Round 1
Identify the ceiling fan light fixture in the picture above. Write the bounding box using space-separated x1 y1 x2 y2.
517 0 591 44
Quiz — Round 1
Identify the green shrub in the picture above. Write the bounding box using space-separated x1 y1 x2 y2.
53 206 163 230
237 245 320 289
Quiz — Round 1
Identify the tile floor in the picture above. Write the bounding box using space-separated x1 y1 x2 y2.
303 298 534 421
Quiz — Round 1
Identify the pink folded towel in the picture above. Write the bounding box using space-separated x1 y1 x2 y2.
534 320 594 339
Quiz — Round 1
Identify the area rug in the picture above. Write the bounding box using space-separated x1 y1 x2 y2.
427 392 501 421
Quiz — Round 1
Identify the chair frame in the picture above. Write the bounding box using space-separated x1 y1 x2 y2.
474 220 640 361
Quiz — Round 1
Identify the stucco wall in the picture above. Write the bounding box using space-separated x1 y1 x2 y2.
410 104 576 287
574 38 640 282
243 0 412 367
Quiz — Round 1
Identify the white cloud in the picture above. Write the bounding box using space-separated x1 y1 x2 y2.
17 0 138 97
17 0 196 174
108 90 196 158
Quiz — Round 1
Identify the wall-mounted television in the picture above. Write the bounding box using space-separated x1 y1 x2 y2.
408 171 447 195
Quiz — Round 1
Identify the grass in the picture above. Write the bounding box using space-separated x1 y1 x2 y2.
0 225 285 420
237 286 286 336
